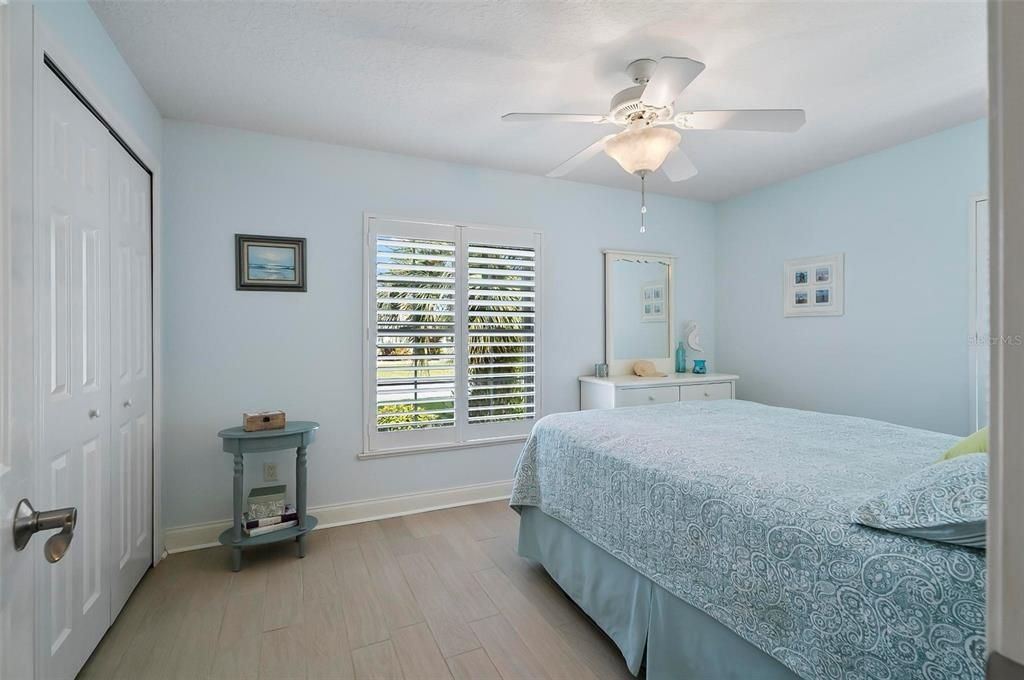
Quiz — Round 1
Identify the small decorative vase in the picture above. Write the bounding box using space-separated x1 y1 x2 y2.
692 359 707 375
675 342 687 373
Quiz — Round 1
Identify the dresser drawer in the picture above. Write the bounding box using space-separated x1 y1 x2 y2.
679 382 733 401
616 386 680 407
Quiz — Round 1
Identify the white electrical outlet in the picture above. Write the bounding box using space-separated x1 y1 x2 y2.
263 462 278 482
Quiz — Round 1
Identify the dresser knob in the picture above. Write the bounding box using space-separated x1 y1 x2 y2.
648 395 655 401
704 392 710 398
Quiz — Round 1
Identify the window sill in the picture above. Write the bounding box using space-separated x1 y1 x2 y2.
359 434 529 460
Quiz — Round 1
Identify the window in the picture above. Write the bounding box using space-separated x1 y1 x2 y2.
364 216 541 454
969 197 990 430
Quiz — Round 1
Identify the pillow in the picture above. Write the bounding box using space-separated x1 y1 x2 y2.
852 453 987 548
938 426 988 462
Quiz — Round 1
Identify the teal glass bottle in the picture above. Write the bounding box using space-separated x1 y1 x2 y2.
675 341 687 373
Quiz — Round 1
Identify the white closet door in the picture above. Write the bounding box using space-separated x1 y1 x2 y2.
109 139 152 618
35 65 111 680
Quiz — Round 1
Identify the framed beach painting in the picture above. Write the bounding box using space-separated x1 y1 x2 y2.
784 253 844 317
235 234 307 291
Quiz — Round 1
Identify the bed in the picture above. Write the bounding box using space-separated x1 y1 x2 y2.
509 399 986 680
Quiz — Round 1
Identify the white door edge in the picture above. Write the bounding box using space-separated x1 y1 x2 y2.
1 3 39 679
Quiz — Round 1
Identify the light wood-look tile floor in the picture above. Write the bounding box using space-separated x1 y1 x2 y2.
78 501 637 680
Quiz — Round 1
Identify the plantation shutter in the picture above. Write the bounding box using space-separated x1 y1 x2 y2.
369 220 459 451
464 240 537 434
366 218 541 454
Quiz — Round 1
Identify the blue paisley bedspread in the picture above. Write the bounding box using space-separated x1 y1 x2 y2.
509 400 986 680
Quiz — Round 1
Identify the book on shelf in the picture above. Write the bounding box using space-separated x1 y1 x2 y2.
243 504 296 530
244 519 298 537
247 484 287 520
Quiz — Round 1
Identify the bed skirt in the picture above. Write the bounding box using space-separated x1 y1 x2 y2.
517 506 799 680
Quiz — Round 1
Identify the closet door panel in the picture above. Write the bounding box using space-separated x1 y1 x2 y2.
108 139 152 618
35 65 112 680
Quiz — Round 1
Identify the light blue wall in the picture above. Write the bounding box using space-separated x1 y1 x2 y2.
161 120 717 530
715 119 987 435
34 1 162 158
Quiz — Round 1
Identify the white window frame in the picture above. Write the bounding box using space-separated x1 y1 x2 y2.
361 214 543 458
968 194 989 432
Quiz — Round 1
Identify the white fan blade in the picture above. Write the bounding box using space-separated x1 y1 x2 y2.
502 113 608 124
661 148 698 182
675 109 806 132
640 57 706 108
547 134 618 178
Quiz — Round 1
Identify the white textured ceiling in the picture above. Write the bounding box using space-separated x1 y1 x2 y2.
91 1 987 202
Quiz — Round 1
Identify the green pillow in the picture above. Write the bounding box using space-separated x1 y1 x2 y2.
938 427 988 462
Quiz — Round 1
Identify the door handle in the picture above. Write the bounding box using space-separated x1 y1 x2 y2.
12 498 77 563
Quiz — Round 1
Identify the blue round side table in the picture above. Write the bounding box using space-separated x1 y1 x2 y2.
217 421 319 571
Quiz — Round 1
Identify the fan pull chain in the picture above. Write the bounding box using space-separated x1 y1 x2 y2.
640 172 647 233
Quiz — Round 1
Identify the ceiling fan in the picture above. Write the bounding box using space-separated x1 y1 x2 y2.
502 57 806 183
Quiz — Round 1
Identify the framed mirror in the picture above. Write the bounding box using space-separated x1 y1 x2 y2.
604 250 674 375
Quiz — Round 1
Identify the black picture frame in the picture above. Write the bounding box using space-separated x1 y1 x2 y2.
235 234 307 292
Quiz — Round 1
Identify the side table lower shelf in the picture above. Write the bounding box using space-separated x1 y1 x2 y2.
218 515 319 571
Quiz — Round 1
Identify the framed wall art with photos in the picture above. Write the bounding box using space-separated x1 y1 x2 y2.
641 281 666 322
235 234 307 292
784 253 844 317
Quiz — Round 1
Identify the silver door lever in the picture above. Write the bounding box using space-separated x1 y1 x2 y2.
13 498 77 563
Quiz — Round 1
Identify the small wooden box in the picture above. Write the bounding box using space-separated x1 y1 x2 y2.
242 410 286 432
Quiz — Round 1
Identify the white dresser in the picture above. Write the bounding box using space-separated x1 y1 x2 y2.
579 373 739 410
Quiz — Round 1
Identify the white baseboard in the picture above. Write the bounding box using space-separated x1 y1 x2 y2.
162 479 513 554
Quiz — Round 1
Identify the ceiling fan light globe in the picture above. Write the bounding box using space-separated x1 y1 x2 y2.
604 126 681 175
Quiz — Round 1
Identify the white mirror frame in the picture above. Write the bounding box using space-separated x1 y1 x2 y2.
604 250 675 376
